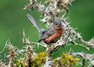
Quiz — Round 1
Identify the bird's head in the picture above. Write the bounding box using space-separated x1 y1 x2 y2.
53 19 63 30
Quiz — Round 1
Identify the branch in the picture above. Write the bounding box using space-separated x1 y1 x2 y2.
22 30 47 48
26 45 34 67
71 52 94 67
0 60 6 67
6 40 15 67
24 0 94 56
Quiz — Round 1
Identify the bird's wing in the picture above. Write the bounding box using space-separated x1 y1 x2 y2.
46 24 55 36
27 14 42 33
39 24 55 40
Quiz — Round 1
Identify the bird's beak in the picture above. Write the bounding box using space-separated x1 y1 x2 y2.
56 25 60 27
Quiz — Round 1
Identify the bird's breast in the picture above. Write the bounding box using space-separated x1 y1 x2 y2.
44 28 63 44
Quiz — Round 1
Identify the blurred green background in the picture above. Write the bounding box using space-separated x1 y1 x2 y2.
0 0 94 61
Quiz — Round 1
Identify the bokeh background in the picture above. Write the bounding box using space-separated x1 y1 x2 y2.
0 0 94 61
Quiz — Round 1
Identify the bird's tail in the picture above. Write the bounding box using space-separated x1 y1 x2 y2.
27 14 42 33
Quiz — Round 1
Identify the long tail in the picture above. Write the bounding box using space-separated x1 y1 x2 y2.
27 14 42 33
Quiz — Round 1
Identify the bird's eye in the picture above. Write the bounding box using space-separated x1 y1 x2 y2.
55 23 58 25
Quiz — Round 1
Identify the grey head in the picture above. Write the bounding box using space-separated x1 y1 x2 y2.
53 19 62 27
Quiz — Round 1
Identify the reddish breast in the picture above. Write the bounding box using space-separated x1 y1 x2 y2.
45 28 63 44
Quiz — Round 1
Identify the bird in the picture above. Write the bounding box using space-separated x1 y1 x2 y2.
27 14 64 45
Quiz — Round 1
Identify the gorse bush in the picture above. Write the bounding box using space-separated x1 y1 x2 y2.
0 0 94 67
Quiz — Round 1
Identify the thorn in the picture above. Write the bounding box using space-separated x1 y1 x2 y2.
62 12 66 18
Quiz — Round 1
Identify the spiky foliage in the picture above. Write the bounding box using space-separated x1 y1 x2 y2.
0 0 94 67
